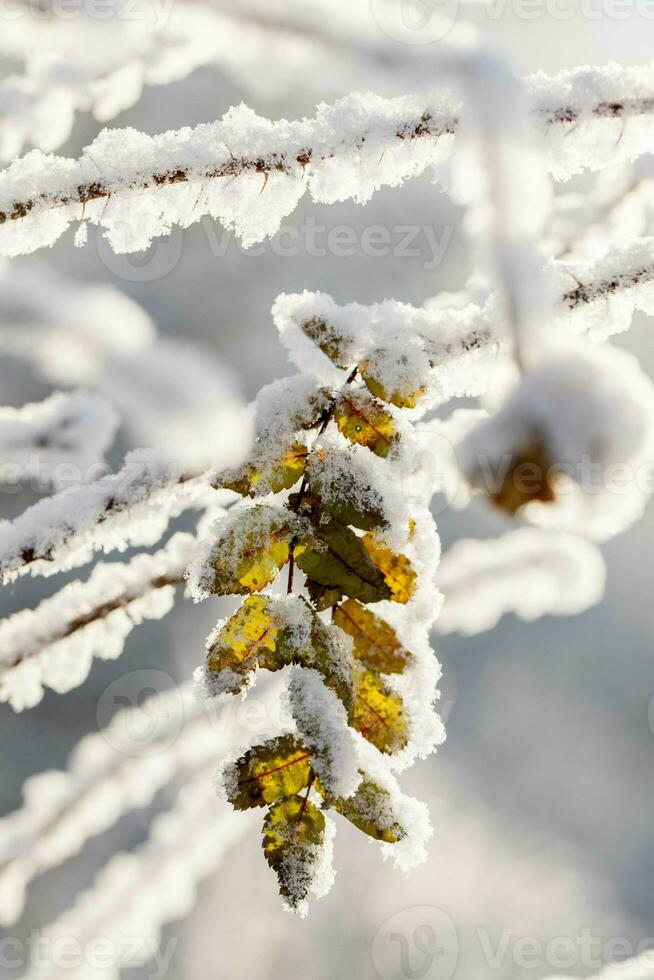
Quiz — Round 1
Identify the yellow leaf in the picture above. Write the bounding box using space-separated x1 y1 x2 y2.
205 594 353 708
333 390 398 458
205 595 280 694
206 504 295 595
262 796 326 910
295 518 391 607
330 777 406 843
351 668 408 754
223 734 312 810
217 442 309 497
333 599 411 674
360 360 426 409
362 533 417 604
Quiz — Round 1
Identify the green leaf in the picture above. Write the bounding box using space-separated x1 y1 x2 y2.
295 518 392 607
262 796 327 910
216 441 309 497
296 606 354 712
361 533 417 604
204 504 296 596
333 390 398 458
333 599 411 674
223 734 312 810
305 449 387 531
351 667 408 754
330 777 406 843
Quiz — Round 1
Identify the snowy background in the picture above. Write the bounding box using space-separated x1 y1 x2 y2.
1 4 654 980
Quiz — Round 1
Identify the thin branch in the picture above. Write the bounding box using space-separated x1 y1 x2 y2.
0 450 212 583
1 62 654 257
0 110 451 226
0 533 198 711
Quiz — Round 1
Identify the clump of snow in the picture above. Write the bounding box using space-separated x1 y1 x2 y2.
458 341 654 540
285 667 360 799
273 290 500 413
350 737 433 872
552 237 654 341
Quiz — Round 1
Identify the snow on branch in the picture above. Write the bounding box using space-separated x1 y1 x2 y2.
273 290 497 413
0 532 197 711
553 236 654 340
271 243 654 414
0 450 214 583
0 674 284 924
1 61 654 256
0 1 348 161
0 390 119 491
547 155 654 262
19 770 254 980
0 678 194 922
435 529 606 636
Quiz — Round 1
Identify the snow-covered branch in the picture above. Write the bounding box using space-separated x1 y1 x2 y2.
0 0 352 161
436 529 606 636
554 237 654 339
548 155 654 262
0 674 282 944
1 61 653 256
19 770 254 980
0 532 197 711
0 450 214 583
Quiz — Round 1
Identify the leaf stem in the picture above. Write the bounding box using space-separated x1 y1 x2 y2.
298 768 316 820
286 365 359 596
